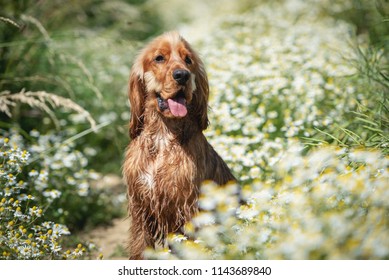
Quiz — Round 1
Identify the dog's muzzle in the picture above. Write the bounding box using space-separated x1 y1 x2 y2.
157 91 187 117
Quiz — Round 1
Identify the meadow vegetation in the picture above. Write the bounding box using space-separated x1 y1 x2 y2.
1 0 388 259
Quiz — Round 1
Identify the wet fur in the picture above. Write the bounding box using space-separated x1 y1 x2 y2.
123 32 235 259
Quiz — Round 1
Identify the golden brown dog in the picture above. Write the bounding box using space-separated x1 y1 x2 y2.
123 31 235 259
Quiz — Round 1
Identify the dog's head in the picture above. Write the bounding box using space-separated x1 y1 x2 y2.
128 31 209 139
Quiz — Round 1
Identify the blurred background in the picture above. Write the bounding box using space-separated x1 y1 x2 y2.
1 0 388 259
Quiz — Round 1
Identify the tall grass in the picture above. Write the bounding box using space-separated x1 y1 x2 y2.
0 0 165 173
308 0 389 154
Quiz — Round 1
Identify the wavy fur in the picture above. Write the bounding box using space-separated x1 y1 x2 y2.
123 32 235 259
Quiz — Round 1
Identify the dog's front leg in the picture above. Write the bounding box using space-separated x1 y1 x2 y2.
128 205 154 260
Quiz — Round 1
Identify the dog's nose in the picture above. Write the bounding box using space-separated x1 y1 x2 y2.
173 69 190 85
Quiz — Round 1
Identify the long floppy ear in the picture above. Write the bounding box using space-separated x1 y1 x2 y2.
193 56 210 131
128 58 145 139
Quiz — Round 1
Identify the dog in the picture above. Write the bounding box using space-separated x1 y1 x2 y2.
123 31 235 259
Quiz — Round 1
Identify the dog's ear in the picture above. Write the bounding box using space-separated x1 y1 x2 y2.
193 57 210 131
128 59 145 139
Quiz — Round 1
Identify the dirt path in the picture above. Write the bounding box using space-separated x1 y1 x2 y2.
83 174 129 259
83 217 129 259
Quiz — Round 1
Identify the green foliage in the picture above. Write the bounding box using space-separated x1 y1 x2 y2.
311 0 389 154
0 0 165 173
1 129 123 232
0 135 97 259
325 0 389 49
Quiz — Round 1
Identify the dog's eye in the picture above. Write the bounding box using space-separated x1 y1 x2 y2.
185 56 192 65
154 55 165 63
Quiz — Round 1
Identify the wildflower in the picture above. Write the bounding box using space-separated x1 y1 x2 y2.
18 194 35 201
76 182 89 196
18 245 31 257
192 212 215 227
50 242 62 253
29 206 43 217
28 170 38 177
50 224 70 237
42 189 62 202
13 207 24 218
29 130 40 138
236 204 260 221
171 234 188 243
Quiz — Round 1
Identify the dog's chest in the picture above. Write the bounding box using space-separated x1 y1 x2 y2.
138 154 162 190
136 138 196 191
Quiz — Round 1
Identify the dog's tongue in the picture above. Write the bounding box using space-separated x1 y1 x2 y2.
167 97 187 117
